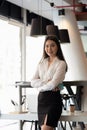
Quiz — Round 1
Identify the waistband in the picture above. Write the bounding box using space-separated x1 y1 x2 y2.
40 90 60 94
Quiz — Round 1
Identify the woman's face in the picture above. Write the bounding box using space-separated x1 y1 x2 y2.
45 39 58 57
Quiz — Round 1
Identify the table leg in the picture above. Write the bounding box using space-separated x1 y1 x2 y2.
65 86 85 130
18 86 23 130
19 120 23 130
35 121 38 130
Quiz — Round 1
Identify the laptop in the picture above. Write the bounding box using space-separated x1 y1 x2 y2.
26 88 39 113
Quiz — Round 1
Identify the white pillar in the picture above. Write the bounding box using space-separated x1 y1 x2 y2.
21 9 27 81
53 9 87 81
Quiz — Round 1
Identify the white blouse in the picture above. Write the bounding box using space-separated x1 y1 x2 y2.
31 57 66 92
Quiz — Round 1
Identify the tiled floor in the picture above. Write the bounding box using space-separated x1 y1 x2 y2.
0 120 87 130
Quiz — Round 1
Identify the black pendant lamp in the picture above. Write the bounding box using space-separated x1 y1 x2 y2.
30 18 43 37
58 9 70 43
46 25 70 43
59 29 70 43
30 17 54 37
46 25 60 41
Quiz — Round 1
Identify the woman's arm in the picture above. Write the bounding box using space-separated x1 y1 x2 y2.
38 61 66 92
31 65 46 88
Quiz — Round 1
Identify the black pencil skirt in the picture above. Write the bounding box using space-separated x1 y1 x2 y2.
38 90 63 127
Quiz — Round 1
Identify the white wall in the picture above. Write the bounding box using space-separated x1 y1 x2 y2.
53 9 87 81
53 9 87 111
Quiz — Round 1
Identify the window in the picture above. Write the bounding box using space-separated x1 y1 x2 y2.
26 36 45 81
0 19 21 113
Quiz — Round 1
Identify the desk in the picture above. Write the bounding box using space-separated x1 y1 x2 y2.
1 111 87 122
0 111 87 130
15 80 87 110
63 80 87 87
15 81 87 130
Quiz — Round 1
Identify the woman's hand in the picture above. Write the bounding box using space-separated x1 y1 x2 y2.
47 79 59 91
47 79 51 82
52 87 59 92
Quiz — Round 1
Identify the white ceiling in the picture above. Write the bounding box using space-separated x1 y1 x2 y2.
6 0 87 28
6 0 81 20
6 0 87 19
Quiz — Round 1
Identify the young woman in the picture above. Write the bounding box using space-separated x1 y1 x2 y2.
31 35 67 130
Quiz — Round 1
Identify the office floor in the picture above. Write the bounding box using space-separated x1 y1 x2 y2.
0 120 87 130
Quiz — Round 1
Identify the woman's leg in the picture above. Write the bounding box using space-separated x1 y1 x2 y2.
41 115 54 130
41 125 54 130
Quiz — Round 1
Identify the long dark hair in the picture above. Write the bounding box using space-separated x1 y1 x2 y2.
42 35 68 71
